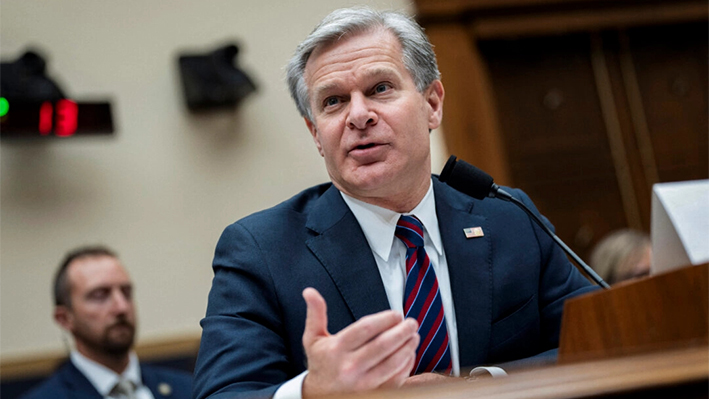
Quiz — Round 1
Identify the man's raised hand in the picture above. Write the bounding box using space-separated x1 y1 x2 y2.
301 288 419 398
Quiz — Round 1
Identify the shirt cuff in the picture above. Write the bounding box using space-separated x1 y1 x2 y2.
469 366 508 379
273 371 308 399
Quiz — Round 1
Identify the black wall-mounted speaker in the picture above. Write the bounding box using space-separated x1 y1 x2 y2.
178 43 257 112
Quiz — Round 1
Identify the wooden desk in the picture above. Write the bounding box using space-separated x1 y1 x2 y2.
332 346 708 399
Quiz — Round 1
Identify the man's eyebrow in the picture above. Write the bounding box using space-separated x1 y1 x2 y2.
312 83 340 101
361 67 400 81
84 286 110 296
312 67 402 101
85 282 132 293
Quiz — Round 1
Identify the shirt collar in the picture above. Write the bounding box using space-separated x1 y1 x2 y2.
340 179 443 261
70 350 142 395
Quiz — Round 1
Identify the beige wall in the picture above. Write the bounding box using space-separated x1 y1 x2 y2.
0 0 449 360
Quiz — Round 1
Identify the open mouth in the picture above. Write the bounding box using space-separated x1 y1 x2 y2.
349 142 386 161
355 143 376 150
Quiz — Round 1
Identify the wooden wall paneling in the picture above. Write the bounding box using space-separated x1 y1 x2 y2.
425 23 512 185
416 0 708 259
626 22 709 183
470 2 708 40
610 30 659 231
589 33 645 232
414 0 669 18
617 31 660 192
478 33 627 257
612 30 660 232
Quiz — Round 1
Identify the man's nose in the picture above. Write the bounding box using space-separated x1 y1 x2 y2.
346 93 378 130
111 290 132 313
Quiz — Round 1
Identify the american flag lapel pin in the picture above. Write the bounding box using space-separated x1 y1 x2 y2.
464 227 484 239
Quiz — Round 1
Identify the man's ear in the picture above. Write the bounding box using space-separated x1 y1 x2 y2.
305 118 324 157
425 80 445 130
54 305 74 332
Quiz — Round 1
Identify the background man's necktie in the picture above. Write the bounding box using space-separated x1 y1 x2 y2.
111 378 137 399
395 215 452 375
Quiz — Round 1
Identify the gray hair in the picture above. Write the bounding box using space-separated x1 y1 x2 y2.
286 6 440 121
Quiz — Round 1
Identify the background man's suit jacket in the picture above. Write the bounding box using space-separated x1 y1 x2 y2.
192 177 596 399
20 360 192 399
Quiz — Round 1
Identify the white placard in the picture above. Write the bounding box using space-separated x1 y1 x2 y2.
651 180 709 273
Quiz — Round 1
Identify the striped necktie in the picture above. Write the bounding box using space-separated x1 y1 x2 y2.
395 215 452 375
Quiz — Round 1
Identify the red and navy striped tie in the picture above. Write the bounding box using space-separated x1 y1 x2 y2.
395 215 452 375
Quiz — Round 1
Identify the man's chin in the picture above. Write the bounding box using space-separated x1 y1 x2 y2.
104 338 133 355
104 327 135 354
337 165 395 193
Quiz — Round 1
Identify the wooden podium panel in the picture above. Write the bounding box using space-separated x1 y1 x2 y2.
559 263 708 363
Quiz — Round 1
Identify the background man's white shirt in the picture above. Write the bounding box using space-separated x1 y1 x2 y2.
70 350 154 399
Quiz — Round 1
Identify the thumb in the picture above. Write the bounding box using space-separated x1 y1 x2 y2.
302 287 329 347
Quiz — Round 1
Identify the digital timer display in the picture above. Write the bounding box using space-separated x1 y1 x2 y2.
0 98 113 138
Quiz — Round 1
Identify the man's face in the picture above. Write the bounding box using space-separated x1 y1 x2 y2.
57 256 136 356
303 28 444 209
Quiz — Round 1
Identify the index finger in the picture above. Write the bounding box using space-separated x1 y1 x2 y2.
335 310 405 351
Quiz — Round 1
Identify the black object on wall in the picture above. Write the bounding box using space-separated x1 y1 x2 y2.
0 50 66 102
0 48 114 139
178 43 257 112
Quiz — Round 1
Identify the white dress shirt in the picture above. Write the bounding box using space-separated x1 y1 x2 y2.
70 350 154 399
275 179 460 399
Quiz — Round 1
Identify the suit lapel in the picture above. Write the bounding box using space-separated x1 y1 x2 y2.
305 185 390 320
434 179 493 367
142 366 173 398
142 366 160 397
59 361 104 399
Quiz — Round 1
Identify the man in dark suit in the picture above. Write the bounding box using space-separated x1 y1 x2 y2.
21 246 192 399
193 6 596 399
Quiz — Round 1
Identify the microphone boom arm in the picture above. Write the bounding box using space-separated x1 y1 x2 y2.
440 155 610 289
492 185 610 289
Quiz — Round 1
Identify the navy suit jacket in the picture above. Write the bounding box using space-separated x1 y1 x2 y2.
192 178 596 399
19 359 192 399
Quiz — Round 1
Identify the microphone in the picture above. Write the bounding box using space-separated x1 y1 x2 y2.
440 155 610 289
